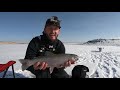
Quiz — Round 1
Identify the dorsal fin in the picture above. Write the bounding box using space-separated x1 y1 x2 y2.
44 51 56 56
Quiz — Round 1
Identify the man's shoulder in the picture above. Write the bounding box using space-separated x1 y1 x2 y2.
57 39 62 43
29 36 41 44
33 36 41 39
31 36 41 41
57 39 64 46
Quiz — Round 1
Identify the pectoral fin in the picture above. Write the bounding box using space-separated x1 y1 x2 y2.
49 67 54 74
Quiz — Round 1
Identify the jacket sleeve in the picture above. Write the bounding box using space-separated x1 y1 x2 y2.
24 37 39 74
24 37 38 59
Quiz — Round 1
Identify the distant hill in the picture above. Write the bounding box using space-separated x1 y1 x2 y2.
83 39 120 46
0 41 27 44
63 42 84 45
1 39 120 46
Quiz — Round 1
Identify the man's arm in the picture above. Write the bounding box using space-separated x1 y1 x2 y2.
24 37 39 74
24 38 38 59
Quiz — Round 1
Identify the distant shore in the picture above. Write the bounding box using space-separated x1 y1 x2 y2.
0 41 27 44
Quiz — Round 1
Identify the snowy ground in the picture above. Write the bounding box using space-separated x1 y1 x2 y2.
0 44 120 78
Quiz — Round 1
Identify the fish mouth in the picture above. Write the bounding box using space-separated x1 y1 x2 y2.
75 55 79 61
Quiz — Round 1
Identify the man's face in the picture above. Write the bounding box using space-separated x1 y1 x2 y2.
44 25 60 41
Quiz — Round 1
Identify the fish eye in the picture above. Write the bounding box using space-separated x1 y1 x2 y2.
76 57 79 60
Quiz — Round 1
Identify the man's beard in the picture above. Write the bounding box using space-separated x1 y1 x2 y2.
45 33 58 41
48 33 58 41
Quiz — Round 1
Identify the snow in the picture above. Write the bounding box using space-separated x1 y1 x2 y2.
0 44 120 78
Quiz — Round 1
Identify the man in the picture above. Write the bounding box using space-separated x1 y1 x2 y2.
24 16 74 78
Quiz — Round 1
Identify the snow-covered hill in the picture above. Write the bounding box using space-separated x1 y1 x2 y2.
83 39 120 46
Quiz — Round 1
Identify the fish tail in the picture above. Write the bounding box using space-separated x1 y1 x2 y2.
19 59 29 71
19 59 27 64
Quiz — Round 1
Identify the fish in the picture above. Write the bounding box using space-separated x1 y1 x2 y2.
19 51 79 73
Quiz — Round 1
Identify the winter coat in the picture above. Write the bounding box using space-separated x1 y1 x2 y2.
25 32 65 59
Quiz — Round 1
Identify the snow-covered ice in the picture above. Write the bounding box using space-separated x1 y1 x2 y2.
0 44 120 78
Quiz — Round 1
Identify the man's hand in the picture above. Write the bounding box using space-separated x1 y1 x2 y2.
33 61 48 70
57 59 75 68
64 59 75 67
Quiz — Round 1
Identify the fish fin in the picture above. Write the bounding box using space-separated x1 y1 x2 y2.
49 67 54 74
44 51 56 56
19 59 27 65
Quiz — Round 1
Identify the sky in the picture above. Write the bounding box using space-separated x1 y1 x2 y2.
0 12 120 43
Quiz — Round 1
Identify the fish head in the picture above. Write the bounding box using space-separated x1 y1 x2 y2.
70 54 79 61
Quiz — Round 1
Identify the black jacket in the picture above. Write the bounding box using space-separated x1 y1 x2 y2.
24 32 65 75
25 32 65 59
